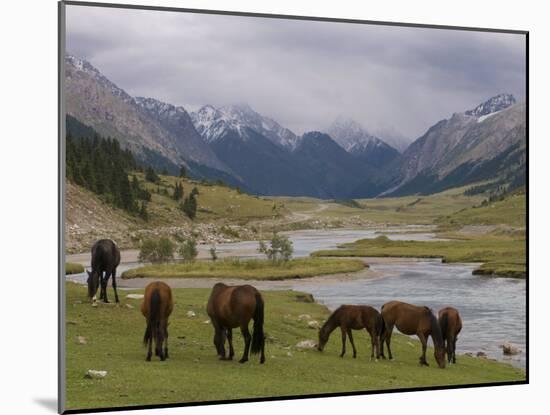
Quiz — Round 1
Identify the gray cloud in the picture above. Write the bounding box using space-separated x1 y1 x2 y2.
66 4 526 140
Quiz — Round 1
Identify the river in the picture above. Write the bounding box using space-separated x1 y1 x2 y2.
66 226 526 368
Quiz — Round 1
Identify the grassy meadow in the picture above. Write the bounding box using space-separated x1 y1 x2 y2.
121 257 366 280
65 282 524 411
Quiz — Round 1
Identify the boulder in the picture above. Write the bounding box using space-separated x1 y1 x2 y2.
501 342 521 355
85 370 107 379
296 339 317 349
307 320 320 329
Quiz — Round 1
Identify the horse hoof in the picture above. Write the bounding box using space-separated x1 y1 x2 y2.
260 358 265 364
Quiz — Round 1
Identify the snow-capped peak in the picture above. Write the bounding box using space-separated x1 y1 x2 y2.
465 93 516 118
191 103 298 148
326 117 389 153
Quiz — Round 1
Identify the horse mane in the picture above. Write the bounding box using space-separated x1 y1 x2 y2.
320 306 342 337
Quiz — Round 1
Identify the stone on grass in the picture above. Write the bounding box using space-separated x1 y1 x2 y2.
125 303 134 309
476 351 487 358
126 294 144 300
77 336 87 345
295 294 315 303
307 320 320 329
85 370 107 379
186 311 196 318
297 314 311 321
296 339 317 349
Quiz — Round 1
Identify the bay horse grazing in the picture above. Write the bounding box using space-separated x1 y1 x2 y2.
380 301 446 368
207 283 265 364
87 239 121 303
317 305 382 360
438 307 462 364
141 281 173 361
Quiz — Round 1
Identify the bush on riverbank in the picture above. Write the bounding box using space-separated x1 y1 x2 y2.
121 257 366 280
65 262 84 275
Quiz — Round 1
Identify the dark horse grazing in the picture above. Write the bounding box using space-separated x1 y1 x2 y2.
141 281 173 361
438 307 462 364
207 283 265 364
87 239 121 303
380 301 446 368
317 305 382 360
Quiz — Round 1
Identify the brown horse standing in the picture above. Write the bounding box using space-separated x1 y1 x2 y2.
317 305 382 360
207 283 265 364
438 307 462 364
141 282 173 361
380 301 446 368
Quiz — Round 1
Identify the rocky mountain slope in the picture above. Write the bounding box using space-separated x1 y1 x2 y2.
65 54 230 175
387 95 526 196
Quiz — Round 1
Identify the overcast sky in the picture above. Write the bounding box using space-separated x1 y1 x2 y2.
66 5 526 140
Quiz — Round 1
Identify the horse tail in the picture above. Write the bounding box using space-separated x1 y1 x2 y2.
144 289 161 346
251 292 265 354
439 313 449 343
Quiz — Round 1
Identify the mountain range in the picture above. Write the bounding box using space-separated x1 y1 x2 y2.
65 54 526 199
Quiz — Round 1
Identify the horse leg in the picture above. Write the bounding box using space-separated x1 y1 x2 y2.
385 324 394 360
164 323 169 359
347 329 357 358
212 321 225 359
239 324 251 363
340 327 347 358
146 322 153 362
98 271 106 302
447 335 453 364
368 328 378 361
102 273 110 303
227 328 234 360
453 336 458 364
417 332 429 366
111 268 120 303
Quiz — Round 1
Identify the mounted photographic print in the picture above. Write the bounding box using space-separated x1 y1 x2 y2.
58 1 528 413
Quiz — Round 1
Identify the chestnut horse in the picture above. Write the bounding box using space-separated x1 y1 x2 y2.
141 282 173 361
380 301 446 368
207 283 265 364
438 307 462 364
87 239 121 303
317 305 382 360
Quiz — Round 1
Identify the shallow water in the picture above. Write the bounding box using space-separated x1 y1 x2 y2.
66 227 526 368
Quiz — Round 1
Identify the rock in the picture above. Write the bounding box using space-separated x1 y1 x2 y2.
406 341 415 348
67 320 78 325
297 314 311 321
501 342 521 355
186 311 196 318
296 294 315 303
91 302 98 308
464 352 474 357
85 370 107 379
295 340 317 349
307 320 320 329
203 320 210 324
476 351 487 358
126 294 144 300
125 304 134 309
286 352 293 357
77 336 87 345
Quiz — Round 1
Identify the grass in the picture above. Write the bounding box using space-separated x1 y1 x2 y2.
436 193 526 231
66 262 85 275
121 258 367 280
275 185 486 226
65 282 524 411
313 235 526 278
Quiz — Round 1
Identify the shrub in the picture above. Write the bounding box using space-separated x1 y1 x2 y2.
209 245 218 262
138 237 175 263
258 232 294 263
179 238 198 262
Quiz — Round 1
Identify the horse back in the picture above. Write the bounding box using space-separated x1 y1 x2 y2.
439 307 462 336
382 301 430 335
91 239 120 271
141 281 173 319
208 284 259 328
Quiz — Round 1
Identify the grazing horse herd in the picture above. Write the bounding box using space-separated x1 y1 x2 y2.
85 239 462 368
